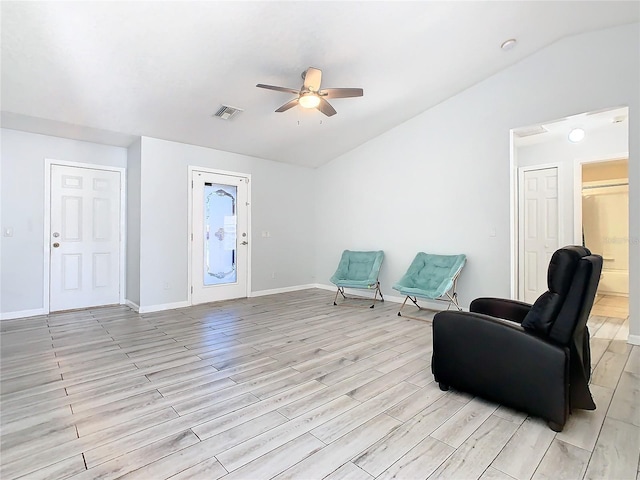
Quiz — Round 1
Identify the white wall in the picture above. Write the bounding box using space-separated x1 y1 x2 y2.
315 24 640 341
137 137 316 309
2 24 638 342
0 129 127 316
517 120 629 246
126 139 142 306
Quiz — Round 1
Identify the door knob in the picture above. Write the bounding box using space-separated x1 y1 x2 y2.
241 241 248 245
53 243 60 248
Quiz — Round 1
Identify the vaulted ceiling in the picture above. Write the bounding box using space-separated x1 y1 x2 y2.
2 1 638 167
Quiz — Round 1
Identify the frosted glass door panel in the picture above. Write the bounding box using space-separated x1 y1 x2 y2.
191 171 249 305
204 183 238 286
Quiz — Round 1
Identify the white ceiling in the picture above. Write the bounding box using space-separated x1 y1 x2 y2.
513 106 629 147
1 1 638 168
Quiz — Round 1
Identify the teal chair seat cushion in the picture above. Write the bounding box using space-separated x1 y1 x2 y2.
330 250 384 288
393 253 466 299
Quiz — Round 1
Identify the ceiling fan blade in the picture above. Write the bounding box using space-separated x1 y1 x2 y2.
319 88 364 99
256 84 300 95
275 98 299 113
303 67 322 92
316 97 337 117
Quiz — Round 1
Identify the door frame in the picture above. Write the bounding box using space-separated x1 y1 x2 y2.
573 152 628 244
513 162 564 301
187 165 252 306
43 159 127 313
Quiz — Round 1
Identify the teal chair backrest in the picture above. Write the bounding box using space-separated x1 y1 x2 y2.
394 253 466 297
330 250 384 285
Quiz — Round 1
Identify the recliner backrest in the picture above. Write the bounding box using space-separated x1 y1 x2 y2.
521 246 602 343
549 253 602 345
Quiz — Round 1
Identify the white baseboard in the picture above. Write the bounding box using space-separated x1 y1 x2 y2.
124 299 141 312
314 283 335 292
137 301 190 314
250 284 318 298
0 308 47 321
627 334 640 346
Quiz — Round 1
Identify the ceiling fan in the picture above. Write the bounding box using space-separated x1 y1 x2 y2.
256 67 363 117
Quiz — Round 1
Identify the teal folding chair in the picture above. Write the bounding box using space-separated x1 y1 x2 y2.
330 250 385 308
393 253 466 318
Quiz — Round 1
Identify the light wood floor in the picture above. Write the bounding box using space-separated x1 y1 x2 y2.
591 294 629 319
1 289 638 480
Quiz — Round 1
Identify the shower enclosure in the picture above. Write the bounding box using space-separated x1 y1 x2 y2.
582 180 629 296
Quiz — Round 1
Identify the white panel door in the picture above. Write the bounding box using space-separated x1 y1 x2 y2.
50 165 121 311
520 167 559 304
191 171 249 304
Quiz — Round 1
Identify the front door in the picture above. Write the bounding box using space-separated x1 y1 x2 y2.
49 164 122 311
191 170 249 304
519 167 559 303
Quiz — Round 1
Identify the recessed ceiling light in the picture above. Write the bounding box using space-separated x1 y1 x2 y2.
568 128 586 143
501 38 517 51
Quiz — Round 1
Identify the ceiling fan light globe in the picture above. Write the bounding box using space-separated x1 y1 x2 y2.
299 94 321 109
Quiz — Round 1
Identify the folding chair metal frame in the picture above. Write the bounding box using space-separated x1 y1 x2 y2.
333 281 385 309
397 270 463 319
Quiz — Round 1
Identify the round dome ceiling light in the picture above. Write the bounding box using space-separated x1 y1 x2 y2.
501 38 517 51
299 93 321 109
568 128 586 143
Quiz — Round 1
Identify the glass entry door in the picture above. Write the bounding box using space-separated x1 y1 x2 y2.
191 170 249 304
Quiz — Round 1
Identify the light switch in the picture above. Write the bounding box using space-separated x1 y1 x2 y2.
3 227 13 237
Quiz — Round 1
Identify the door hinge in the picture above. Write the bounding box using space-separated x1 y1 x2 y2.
245 178 249 183
191 180 194 188
191 286 193 294
191 233 193 241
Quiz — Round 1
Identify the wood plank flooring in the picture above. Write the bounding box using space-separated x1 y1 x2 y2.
1 289 638 479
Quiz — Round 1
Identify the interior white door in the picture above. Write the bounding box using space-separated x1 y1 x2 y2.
191 171 249 304
519 167 559 304
50 165 121 311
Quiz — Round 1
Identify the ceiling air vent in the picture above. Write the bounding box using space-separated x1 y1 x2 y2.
213 105 243 120
513 125 549 138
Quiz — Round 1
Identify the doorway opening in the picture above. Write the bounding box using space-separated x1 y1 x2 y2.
44 160 126 313
578 158 629 318
188 167 251 305
511 106 629 321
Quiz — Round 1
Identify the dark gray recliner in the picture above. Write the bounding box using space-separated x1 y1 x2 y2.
432 246 603 431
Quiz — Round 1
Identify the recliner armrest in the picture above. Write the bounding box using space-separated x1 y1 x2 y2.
470 297 532 324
